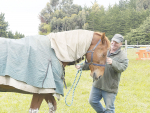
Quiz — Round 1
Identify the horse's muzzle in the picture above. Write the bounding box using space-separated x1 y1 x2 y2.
93 72 98 81
93 72 102 81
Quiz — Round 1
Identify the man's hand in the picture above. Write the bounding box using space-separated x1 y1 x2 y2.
75 65 81 69
107 57 112 64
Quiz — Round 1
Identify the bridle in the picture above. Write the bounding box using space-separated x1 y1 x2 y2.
85 39 105 67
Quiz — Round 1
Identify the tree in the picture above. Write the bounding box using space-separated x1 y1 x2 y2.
136 0 150 11
39 23 51 35
0 13 25 38
128 0 137 9
86 2 101 31
125 15 150 45
7 31 14 39
14 31 25 39
50 0 60 11
0 13 8 37
61 16 68 31
38 0 150 45
38 0 82 33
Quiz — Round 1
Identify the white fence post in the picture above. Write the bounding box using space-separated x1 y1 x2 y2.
125 40 127 54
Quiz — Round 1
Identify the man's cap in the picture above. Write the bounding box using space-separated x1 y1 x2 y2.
112 34 124 43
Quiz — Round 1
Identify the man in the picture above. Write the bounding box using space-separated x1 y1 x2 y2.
76 34 128 113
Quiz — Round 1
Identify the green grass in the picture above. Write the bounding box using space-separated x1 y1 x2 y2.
0 48 150 113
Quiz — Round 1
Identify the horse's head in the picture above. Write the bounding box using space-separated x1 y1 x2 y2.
86 32 110 80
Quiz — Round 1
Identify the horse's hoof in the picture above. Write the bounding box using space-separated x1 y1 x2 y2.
48 102 55 113
29 108 39 113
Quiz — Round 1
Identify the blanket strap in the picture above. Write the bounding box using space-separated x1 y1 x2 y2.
61 65 67 89
42 59 51 88
61 76 67 89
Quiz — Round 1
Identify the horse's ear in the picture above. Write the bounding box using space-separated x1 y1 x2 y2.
101 32 105 44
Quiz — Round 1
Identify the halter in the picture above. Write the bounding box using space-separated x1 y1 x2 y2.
85 39 105 67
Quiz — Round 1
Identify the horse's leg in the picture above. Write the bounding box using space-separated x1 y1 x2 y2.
45 94 57 113
29 94 44 113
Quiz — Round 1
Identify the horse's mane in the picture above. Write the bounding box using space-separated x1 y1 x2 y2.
94 32 110 49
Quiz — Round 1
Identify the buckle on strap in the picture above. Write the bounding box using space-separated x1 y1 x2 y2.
61 76 67 89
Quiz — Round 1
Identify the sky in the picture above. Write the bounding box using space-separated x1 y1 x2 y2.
0 0 120 36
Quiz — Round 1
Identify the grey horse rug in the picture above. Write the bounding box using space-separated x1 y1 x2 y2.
0 35 64 96
0 29 94 97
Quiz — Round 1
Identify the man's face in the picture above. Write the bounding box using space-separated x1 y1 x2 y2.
111 40 122 51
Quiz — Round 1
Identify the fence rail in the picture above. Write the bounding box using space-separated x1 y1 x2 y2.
121 40 150 54
122 45 150 47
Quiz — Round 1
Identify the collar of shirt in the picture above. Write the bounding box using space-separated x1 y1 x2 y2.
107 47 121 57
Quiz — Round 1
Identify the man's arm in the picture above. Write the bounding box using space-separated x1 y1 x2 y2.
111 58 128 73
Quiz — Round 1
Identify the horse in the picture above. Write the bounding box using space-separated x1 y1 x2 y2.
0 30 110 113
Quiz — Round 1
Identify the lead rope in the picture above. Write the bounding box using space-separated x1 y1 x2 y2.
65 68 82 106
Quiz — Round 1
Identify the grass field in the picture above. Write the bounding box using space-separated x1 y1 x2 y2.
0 48 150 113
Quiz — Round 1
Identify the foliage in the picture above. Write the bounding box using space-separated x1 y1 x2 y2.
0 13 8 37
0 13 25 39
13 31 25 39
38 0 84 33
125 16 150 45
136 0 150 11
6 31 25 39
39 0 150 44
39 23 51 35
86 0 150 40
